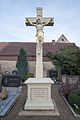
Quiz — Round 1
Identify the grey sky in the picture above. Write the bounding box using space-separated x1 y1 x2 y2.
0 0 80 47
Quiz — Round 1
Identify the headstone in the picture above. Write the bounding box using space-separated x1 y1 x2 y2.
12 70 18 75
67 75 78 89
2 75 21 87
0 74 2 92
61 75 80 90
62 76 67 84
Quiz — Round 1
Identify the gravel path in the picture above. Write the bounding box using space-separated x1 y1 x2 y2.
0 84 80 120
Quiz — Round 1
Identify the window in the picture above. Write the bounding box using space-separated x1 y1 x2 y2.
62 39 64 41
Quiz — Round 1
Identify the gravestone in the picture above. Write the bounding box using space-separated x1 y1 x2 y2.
62 76 67 84
2 75 21 87
67 76 78 89
0 74 2 92
12 70 18 75
61 75 80 90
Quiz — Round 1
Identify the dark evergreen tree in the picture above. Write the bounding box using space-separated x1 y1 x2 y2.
16 48 28 81
47 46 80 75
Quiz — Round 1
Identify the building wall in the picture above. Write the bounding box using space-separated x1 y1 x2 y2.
57 35 69 43
0 60 55 77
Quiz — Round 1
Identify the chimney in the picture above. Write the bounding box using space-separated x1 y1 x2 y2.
52 40 55 45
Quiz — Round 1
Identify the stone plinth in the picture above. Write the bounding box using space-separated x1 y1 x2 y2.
24 78 54 110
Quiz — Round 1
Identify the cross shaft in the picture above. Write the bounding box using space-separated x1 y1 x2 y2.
25 7 54 78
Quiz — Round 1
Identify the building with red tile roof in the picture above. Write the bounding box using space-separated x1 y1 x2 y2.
0 35 76 75
0 42 75 61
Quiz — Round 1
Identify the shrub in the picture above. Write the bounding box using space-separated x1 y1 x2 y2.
77 92 80 96
2 89 8 100
68 93 80 107
25 72 34 80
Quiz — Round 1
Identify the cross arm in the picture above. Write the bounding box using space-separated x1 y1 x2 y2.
25 17 37 26
43 18 54 26
25 17 54 26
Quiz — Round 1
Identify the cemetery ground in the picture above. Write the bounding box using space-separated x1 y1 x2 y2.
0 84 80 120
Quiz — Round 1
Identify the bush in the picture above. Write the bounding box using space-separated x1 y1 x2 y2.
25 72 34 80
77 92 80 96
2 89 8 100
68 93 80 107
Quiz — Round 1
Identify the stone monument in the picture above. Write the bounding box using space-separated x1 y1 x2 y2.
20 7 59 115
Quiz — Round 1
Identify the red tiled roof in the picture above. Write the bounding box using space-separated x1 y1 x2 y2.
0 42 76 61
0 42 36 56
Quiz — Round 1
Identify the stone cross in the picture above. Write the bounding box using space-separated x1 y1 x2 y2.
25 7 54 78
23 8 55 111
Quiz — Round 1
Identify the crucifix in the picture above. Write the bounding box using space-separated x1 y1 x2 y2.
25 7 54 78
21 7 59 112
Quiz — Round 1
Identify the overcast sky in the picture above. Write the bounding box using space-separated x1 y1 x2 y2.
0 0 80 47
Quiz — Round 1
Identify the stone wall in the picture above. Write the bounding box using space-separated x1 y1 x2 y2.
0 61 17 73
0 61 55 77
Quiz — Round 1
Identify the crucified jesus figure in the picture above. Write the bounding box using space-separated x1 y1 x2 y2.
26 18 52 53
26 18 52 42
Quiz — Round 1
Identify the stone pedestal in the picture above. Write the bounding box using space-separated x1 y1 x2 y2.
24 78 54 110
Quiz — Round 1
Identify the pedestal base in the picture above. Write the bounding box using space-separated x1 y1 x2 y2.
19 99 60 116
24 78 54 110
24 100 54 110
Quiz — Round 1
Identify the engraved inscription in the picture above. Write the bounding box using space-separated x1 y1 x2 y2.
32 89 45 97
31 88 48 100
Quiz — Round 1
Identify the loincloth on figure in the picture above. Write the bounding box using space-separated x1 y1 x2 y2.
36 30 44 43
